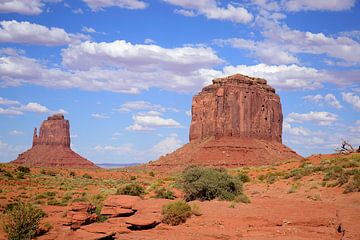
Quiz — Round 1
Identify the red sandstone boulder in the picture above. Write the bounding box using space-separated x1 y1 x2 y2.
125 213 161 229
65 202 97 230
126 199 170 229
103 195 141 209
100 195 141 217
100 206 134 217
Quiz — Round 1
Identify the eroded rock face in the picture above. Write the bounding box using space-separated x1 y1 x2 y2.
33 114 70 147
149 73 302 170
190 74 282 142
12 114 98 168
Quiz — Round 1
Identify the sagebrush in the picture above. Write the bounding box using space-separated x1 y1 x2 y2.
3 202 45 240
180 166 243 201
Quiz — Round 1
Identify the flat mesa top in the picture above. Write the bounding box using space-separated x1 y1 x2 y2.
212 74 267 85
202 73 275 94
47 114 65 120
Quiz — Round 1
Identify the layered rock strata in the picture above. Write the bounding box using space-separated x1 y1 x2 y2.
190 74 282 142
149 74 302 170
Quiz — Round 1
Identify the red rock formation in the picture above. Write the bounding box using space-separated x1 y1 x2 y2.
190 74 282 143
34 114 70 147
12 114 98 168
149 74 302 170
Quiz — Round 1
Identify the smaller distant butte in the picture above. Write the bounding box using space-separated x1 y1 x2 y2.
12 114 98 168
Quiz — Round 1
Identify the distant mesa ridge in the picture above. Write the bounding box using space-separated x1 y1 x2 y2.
12 114 98 168
149 73 302 169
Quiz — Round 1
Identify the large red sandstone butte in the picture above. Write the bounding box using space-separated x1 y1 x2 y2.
12 114 98 168
150 74 302 169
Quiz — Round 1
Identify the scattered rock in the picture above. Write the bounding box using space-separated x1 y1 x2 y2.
64 229 114 240
65 202 97 230
100 206 135 217
126 213 161 230
103 195 141 209
100 195 141 218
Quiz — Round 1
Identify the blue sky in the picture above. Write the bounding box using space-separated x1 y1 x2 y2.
0 0 359 164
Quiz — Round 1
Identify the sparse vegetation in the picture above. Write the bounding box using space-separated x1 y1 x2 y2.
344 171 360 193
149 171 155 177
308 193 321 201
190 203 202 216
16 172 25 179
3 171 13 179
82 173 92 179
16 166 30 174
254 154 360 191
238 172 250 183
41 169 56 176
180 166 243 201
154 187 175 199
228 201 236 208
235 193 251 204
288 184 300 194
117 183 144 196
3 202 45 240
162 201 192 226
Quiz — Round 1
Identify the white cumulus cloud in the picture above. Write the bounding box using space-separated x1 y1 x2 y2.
163 0 253 23
303 93 342 109
0 20 87 46
342 92 360 111
287 111 338 126
91 113 110 119
285 0 355 12
0 0 43 15
150 135 182 156
83 0 147 11
126 111 182 131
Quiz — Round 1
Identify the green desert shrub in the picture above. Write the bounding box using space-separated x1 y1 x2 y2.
235 193 251 204
69 171 76 177
41 170 56 176
149 171 155 177
344 171 360 193
3 171 13 179
180 166 243 201
3 202 45 240
16 172 25 179
238 172 250 183
190 203 202 216
154 187 175 199
43 191 56 198
82 173 92 179
47 199 65 206
16 166 30 174
117 183 144 196
162 201 192 226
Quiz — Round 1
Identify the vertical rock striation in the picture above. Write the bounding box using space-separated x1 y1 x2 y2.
149 74 302 170
33 114 70 147
190 74 282 142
